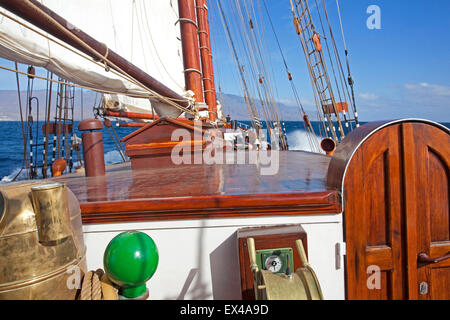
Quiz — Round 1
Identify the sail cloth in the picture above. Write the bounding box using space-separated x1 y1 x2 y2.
0 0 185 115
104 93 153 115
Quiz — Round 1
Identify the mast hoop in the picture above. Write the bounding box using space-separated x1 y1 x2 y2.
175 18 198 29
183 68 202 75
195 5 208 11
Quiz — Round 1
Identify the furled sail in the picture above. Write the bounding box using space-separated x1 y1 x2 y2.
0 0 186 116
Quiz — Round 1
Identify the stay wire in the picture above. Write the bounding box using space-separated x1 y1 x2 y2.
334 0 359 125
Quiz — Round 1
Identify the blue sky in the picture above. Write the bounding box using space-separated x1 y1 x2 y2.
209 0 450 122
0 0 448 122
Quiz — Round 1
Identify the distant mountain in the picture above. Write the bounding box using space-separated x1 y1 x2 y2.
218 93 308 121
0 90 307 122
0 89 99 121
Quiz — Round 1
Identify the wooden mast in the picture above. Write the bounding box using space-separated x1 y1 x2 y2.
0 0 191 111
196 0 218 122
178 0 205 111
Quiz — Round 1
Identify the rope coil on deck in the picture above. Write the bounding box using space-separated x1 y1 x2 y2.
78 269 119 300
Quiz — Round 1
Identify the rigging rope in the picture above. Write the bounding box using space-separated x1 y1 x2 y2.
104 119 126 162
0 64 160 99
140 0 185 91
42 71 53 178
13 62 27 181
246 0 283 133
314 0 351 132
261 0 320 152
289 0 352 142
26 66 39 179
335 0 359 126
224 0 288 149
289 0 330 140
216 0 261 131
20 0 186 108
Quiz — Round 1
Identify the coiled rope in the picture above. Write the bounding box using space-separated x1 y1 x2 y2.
78 269 119 300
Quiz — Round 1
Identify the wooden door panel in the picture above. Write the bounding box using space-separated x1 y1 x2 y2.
426 147 450 299
430 268 450 300
365 246 393 270
366 271 390 300
430 243 450 267
365 150 390 246
420 125 449 300
343 121 449 300
403 123 449 300
345 125 405 299
428 149 449 242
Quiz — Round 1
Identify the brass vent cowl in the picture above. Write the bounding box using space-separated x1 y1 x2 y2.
31 183 72 243
0 182 86 300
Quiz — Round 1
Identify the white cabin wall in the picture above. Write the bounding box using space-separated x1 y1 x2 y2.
83 214 345 300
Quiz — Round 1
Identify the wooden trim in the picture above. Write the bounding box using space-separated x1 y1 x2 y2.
430 242 450 268
126 140 207 151
402 123 420 300
80 191 341 224
105 110 158 121
121 117 210 143
365 246 393 270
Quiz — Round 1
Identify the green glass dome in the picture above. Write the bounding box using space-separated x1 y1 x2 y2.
103 231 159 298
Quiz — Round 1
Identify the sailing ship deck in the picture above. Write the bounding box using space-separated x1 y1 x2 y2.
54 151 341 224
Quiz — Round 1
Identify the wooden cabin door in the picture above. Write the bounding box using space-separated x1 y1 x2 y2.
344 123 450 300
403 123 450 300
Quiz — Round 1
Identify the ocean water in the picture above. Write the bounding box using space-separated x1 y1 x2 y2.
0 120 448 182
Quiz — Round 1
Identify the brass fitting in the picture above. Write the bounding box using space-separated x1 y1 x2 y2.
31 183 71 243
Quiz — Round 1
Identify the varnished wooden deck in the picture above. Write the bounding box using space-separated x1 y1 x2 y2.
54 151 341 224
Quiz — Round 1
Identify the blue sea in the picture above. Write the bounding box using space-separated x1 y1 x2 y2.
0 120 448 182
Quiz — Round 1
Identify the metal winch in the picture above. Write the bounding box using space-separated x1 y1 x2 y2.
247 237 323 300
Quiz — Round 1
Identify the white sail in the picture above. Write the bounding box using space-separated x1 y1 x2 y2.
104 93 153 115
0 0 186 115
